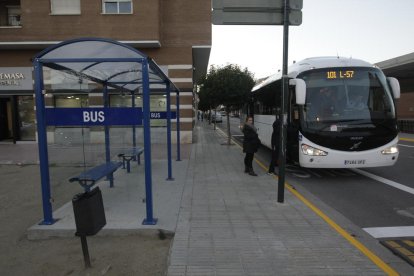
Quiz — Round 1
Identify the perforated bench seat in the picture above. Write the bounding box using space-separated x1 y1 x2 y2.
117 147 144 173
69 161 122 190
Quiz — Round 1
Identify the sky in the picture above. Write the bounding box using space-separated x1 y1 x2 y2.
208 0 414 79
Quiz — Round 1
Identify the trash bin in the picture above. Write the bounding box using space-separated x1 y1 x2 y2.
72 187 106 236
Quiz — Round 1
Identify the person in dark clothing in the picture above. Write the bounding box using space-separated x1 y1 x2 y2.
318 87 339 118
242 116 261 176
267 117 280 175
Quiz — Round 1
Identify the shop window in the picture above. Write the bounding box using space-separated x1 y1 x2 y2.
55 95 88 108
102 0 132 14
50 0 81 15
18 96 36 141
110 94 139 107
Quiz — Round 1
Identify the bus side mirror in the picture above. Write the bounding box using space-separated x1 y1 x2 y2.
387 77 400 99
289 78 306 105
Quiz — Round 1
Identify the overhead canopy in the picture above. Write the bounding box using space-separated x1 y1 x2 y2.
34 37 180 93
376 52 414 93
192 45 211 84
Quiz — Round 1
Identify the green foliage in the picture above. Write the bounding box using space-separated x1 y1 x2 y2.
198 64 255 111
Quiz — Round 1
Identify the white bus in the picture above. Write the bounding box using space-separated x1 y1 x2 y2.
247 57 401 168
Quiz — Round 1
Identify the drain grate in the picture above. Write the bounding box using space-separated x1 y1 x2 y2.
380 239 414 266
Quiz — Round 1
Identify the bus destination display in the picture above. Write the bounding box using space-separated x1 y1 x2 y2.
326 70 354 79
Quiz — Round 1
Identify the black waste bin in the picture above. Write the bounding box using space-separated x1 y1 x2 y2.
72 187 106 236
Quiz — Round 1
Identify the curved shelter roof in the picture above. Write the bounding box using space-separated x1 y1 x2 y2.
34 37 179 93
33 38 181 226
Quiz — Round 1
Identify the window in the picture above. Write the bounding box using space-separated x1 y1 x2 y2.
55 95 88 108
109 94 167 126
0 4 21 27
17 96 36 141
50 0 81 15
103 0 132 14
7 6 21 26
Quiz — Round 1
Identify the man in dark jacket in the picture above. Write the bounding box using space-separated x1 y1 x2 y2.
268 117 280 175
242 116 261 176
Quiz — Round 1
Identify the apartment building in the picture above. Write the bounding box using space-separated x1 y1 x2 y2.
0 0 211 143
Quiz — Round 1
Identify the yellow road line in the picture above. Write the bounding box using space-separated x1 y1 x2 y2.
403 240 414 247
400 137 414 143
286 185 399 275
216 126 399 275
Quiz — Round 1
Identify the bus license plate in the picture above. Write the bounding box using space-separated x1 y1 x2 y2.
344 160 365 165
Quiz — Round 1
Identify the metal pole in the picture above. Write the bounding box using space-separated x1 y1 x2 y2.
166 83 174 180
80 235 91 268
142 59 157 225
176 92 181 161
132 90 136 148
103 84 112 187
278 0 290 203
34 59 56 225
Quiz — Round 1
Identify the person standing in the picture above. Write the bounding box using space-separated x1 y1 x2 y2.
267 117 280 175
318 87 339 118
242 116 261 176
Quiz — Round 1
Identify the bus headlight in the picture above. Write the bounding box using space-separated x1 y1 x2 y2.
301 144 328 156
381 145 398 155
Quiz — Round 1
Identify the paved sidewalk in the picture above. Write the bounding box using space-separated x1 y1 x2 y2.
167 123 397 276
2 124 413 275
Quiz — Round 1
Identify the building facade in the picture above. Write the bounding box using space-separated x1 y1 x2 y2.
376 52 414 133
0 0 211 143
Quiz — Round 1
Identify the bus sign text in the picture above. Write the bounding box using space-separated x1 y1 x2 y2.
326 70 354 79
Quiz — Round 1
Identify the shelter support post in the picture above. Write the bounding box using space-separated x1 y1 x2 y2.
103 84 113 187
166 83 174 180
34 59 56 225
176 92 181 161
141 59 157 225
132 90 137 148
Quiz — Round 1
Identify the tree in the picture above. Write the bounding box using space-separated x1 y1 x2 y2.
198 64 255 144
197 83 213 123
197 74 218 125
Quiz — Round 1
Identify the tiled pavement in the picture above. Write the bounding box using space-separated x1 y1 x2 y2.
166 123 403 275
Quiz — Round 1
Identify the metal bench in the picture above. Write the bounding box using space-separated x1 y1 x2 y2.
117 147 144 173
69 161 123 191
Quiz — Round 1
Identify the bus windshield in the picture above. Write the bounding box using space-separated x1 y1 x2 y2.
300 67 396 132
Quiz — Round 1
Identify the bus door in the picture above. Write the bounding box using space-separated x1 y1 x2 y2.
287 86 300 164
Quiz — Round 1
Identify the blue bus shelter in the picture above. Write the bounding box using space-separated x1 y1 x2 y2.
33 38 181 225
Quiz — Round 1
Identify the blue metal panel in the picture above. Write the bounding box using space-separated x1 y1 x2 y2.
45 108 143 126
149 111 176 120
